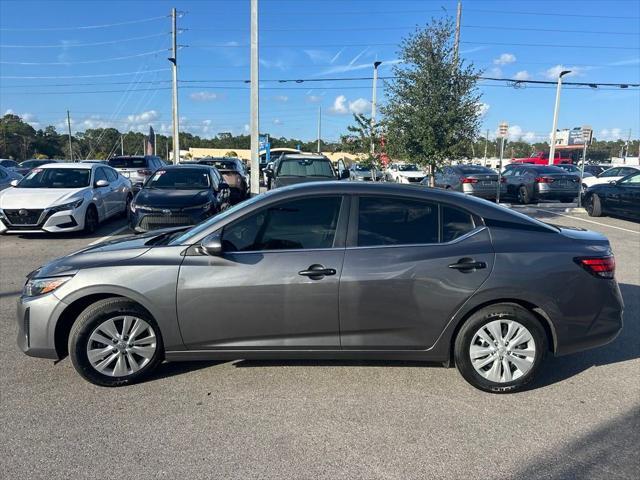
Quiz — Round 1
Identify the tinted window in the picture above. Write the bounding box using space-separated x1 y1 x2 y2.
620 172 640 184
18 168 90 188
0 169 7 179
358 197 438 247
277 158 335 178
619 167 638 176
1 160 18 168
104 168 118 182
599 168 620 178
209 160 238 170
442 206 475 242
95 168 108 183
458 165 494 174
222 197 342 252
530 166 564 174
108 157 147 168
398 164 419 171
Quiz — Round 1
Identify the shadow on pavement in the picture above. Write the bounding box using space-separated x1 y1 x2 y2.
514 405 640 479
532 283 639 390
233 359 442 368
144 360 228 382
13 216 129 241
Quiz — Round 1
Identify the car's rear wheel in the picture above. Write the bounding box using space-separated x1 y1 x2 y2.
83 205 99 233
68 298 163 387
454 304 547 393
517 185 531 204
586 193 603 217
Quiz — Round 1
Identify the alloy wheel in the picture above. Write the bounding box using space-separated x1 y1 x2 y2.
86 316 157 377
469 319 536 383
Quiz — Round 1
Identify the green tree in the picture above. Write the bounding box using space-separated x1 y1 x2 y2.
0 114 37 160
382 18 482 185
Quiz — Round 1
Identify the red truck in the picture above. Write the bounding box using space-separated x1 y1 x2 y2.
511 151 573 165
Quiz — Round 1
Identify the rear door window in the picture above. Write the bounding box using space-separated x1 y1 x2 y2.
442 206 475 242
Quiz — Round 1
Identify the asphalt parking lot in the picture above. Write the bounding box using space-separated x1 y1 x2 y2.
1 209 638 479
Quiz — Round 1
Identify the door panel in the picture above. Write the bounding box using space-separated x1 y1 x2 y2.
177 249 343 349
339 228 494 349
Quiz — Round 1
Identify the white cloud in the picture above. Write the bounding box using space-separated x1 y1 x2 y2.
4 109 14 115
348 97 371 114
493 124 537 142
329 95 348 114
304 49 332 64
273 95 289 102
273 118 282 125
243 124 250 134
544 64 583 80
599 128 624 140
259 58 288 70
126 110 160 123
476 102 490 116
487 66 502 77
494 53 516 65
190 91 218 102
513 70 531 81
523 131 537 142
307 95 322 103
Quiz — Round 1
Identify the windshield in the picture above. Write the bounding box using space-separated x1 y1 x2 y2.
108 157 147 168
531 166 565 174
353 164 372 171
17 168 90 188
458 165 494 174
398 164 419 171
277 158 335 177
145 169 211 190
21 160 52 168
558 165 579 172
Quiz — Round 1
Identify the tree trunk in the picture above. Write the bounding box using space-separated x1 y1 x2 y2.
428 162 436 187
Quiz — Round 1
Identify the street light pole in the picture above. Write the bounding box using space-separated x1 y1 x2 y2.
578 125 592 208
170 8 180 164
496 122 508 203
548 70 571 165
371 61 382 181
250 0 260 196
66 110 73 161
317 106 321 153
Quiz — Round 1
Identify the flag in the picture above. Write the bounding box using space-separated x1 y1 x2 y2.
146 126 155 155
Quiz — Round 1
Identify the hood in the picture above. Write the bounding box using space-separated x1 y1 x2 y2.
135 188 211 208
398 171 426 178
0 187 85 209
273 176 335 188
31 229 179 278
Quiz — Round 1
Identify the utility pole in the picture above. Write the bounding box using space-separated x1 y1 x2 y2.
483 129 489 166
370 61 382 157
548 70 571 165
317 106 322 153
250 0 260 195
120 135 124 155
578 125 592 208
454 1 462 63
154 131 158 156
66 110 73 161
496 122 508 203
623 128 631 164
170 8 180 164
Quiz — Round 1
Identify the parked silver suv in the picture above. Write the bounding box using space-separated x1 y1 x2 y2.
107 155 166 191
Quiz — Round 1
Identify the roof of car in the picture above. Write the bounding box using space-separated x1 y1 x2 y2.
279 154 330 160
157 164 214 170
33 162 95 169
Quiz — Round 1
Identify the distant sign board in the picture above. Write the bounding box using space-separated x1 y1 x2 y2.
259 134 270 162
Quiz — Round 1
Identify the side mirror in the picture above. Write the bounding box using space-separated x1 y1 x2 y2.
199 232 223 256
95 179 109 188
10 179 19 187
340 169 350 180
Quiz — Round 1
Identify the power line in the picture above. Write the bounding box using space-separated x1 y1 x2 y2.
0 49 169 65
0 69 170 79
0 33 169 48
461 40 639 50
465 8 640 20
462 24 640 36
0 15 168 32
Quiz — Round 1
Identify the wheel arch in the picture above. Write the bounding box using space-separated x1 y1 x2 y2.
447 298 557 366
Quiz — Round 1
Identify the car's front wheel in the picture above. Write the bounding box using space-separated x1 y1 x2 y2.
68 298 163 387
83 205 99 233
586 193 603 217
454 304 547 393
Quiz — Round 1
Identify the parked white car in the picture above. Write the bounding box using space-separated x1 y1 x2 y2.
581 165 640 189
0 163 132 234
385 163 427 184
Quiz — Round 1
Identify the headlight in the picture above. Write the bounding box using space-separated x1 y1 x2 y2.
184 202 212 211
50 198 83 213
130 201 137 212
23 276 73 297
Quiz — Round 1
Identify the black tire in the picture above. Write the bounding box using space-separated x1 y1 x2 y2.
83 205 99 233
454 303 547 393
586 193 603 217
517 185 531 205
121 194 133 219
68 298 164 387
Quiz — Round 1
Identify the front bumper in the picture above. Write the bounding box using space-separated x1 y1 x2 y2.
17 291 68 359
130 207 212 233
0 207 83 234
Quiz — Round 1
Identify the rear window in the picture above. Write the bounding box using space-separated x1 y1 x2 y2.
108 157 148 168
145 168 211 190
210 160 237 170
530 166 564 174
458 165 494 174
442 206 475 242
277 158 335 178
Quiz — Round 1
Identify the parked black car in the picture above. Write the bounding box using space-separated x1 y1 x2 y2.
129 165 230 232
266 154 348 190
502 164 580 204
14 159 59 176
197 157 249 203
584 171 640 221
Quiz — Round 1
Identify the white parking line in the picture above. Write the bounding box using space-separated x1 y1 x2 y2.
534 209 640 234
87 225 129 246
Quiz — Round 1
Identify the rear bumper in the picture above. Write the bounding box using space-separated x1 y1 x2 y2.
463 185 505 199
536 185 580 199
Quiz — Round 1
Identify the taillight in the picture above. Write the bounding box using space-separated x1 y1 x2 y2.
137 169 152 176
574 256 615 279
535 176 554 183
461 177 478 184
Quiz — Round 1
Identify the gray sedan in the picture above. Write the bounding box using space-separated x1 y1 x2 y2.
426 164 505 200
503 164 581 204
17 182 622 393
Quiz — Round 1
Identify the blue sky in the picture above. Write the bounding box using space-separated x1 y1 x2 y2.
1 0 639 144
